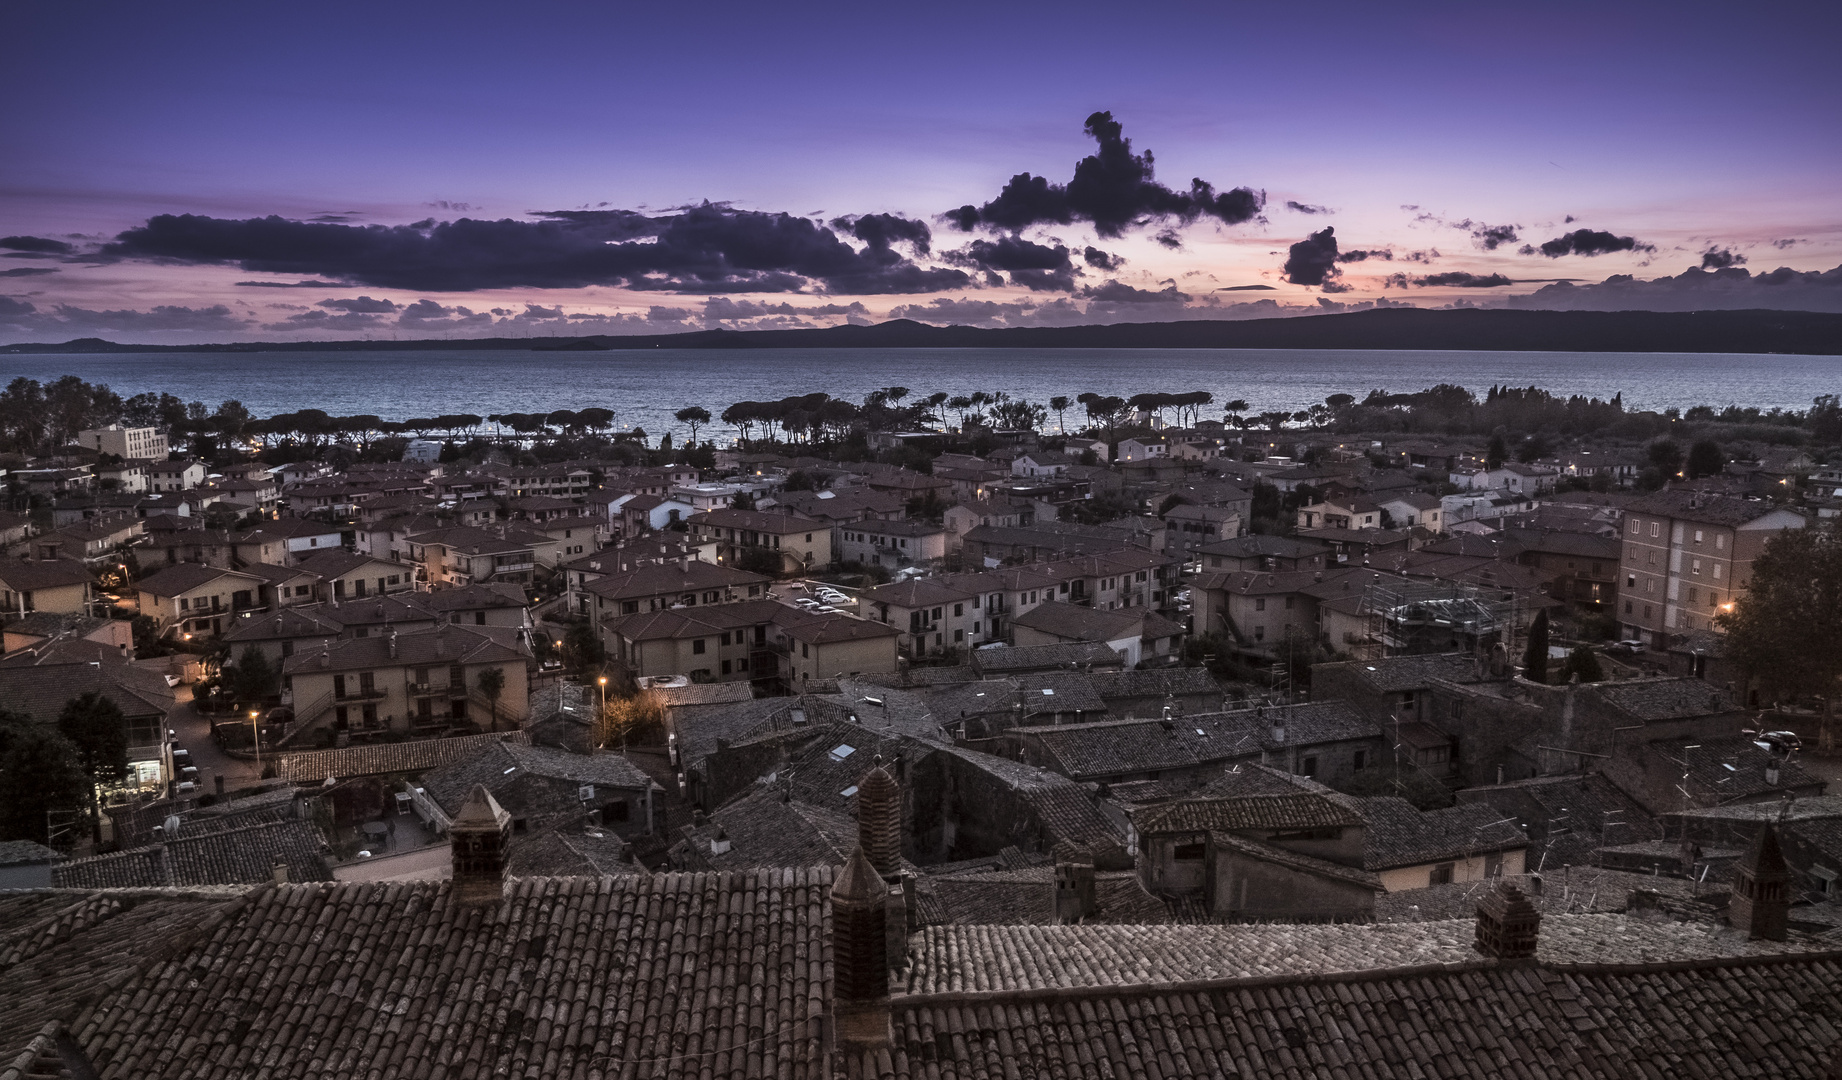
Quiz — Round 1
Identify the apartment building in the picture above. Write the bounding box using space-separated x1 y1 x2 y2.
1618 490 1805 645
78 425 169 461
686 508 831 574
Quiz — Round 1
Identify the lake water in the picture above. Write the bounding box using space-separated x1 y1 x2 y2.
4 347 1837 442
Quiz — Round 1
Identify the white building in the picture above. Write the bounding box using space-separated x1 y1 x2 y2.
78 425 168 461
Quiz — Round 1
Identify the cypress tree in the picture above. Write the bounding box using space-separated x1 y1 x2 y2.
1522 609 1550 683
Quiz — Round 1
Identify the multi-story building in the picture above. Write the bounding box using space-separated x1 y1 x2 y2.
686 508 830 574
78 425 169 461
1618 490 1805 645
147 459 206 493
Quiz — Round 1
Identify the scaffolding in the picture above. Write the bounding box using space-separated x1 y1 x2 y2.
1361 579 1516 659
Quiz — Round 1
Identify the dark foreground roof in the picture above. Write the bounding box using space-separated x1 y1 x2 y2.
2 873 1840 1079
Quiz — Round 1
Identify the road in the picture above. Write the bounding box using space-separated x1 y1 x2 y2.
164 687 264 796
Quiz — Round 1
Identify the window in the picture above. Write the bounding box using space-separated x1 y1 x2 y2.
1254 625 1266 641
801 642 809 658
1692 559 1702 575
720 660 731 674
1353 750 1367 771
1694 529 1703 543
1300 756 1318 777
1430 863 1455 886
954 603 963 617
954 629 964 642
1255 598 1267 611
1173 842 1205 861
622 600 638 615
1713 563 1723 579
692 638 707 654
1649 522 1660 537
1716 534 1725 550
720 631 731 646
603 800 629 823
1629 519 1639 534
1284 596 1295 610
1627 574 1636 588
1688 587 1698 602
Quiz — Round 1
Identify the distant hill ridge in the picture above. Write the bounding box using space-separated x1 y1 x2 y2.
4 307 1840 354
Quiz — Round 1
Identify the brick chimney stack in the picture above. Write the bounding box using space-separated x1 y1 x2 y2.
1474 881 1541 959
450 784 511 908
1729 823 1790 941
1054 858 1096 924
829 846 892 1053
856 756 902 881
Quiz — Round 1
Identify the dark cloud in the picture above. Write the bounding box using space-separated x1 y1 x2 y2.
1338 249 1391 263
395 299 491 330
0 267 58 277
1081 280 1190 304
317 295 398 313
1536 228 1654 258
1409 214 1518 250
1772 238 1803 250
1281 226 1341 288
425 200 476 212
1699 247 1745 270
308 213 363 223
105 204 972 295
0 236 75 255
1082 246 1123 270
946 235 1077 292
0 301 248 336
264 309 388 331
234 279 349 288
1218 284 1276 291
945 111 1264 238
1505 263 1842 313
1285 201 1330 215
830 213 932 256
1471 223 1519 250
1397 271 1515 288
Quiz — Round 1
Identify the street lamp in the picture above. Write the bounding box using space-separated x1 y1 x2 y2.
249 710 261 775
597 675 608 718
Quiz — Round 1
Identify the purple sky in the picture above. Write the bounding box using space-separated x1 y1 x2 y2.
3 0 1839 343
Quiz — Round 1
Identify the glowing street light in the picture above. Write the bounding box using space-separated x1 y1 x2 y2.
249 709 262 775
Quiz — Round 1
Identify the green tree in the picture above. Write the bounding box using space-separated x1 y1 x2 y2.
1486 433 1508 470
227 646 278 707
1717 526 1842 750
561 623 605 672
57 692 128 786
57 692 128 844
1049 396 1071 433
477 667 506 732
1521 608 1550 684
675 406 711 445
1647 438 1684 478
1557 646 1605 684
0 714 89 844
1686 439 1724 479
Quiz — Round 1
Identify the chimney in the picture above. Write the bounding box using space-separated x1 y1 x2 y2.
270 860 290 885
856 756 903 881
1728 823 1790 941
1271 719 1287 743
1766 761 1781 786
387 629 398 659
1474 881 1541 959
1054 858 1096 924
449 784 512 908
709 827 731 856
829 846 892 1054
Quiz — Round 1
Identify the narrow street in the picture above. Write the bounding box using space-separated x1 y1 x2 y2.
163 686 264 795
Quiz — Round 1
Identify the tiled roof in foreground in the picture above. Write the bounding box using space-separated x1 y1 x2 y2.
3 872 835 1078
904 912 1834 994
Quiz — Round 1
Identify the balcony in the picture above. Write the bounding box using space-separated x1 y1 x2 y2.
335 685 388 701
